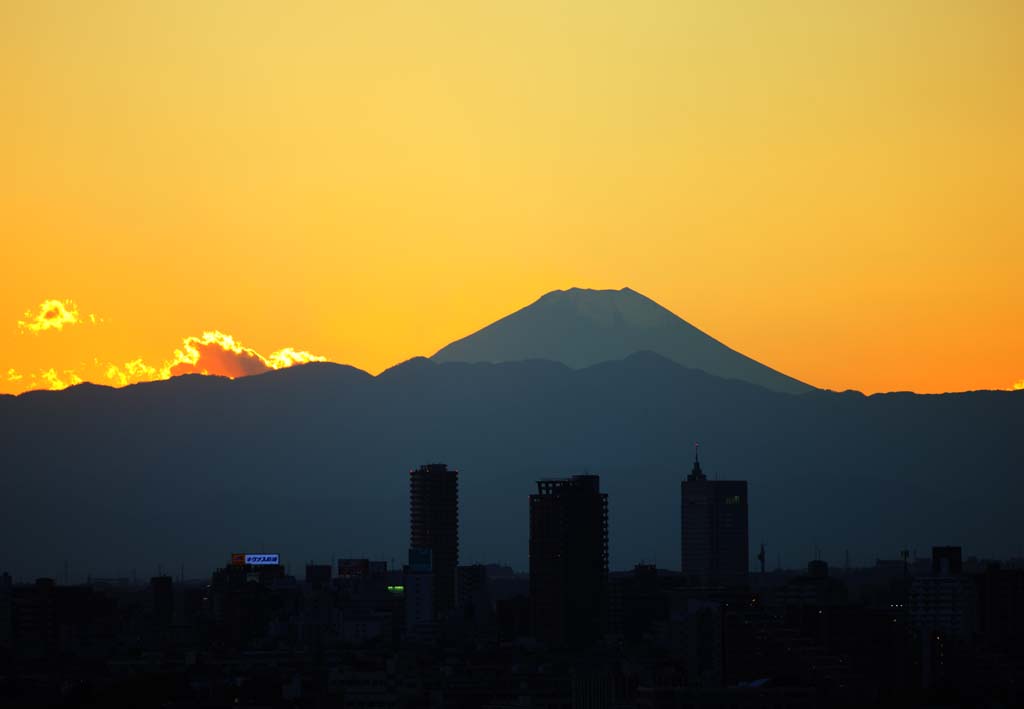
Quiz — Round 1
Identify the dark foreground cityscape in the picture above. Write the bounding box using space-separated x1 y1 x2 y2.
2 456 1022 708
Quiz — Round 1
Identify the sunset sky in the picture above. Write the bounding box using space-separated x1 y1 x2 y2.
3 1 1022 395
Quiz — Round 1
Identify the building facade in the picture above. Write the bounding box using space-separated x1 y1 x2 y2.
529 474 609 648
409 463 459 618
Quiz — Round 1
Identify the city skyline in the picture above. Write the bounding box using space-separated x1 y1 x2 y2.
4 2 1022 704
5 456 1015 706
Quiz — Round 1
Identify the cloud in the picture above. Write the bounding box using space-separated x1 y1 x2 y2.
264 347 330 369
105 359 158 387
165 331 327 378
103 330 326 386
6 328 324 394
40 368 83 391
18 299 88 333
168 332 273 378
17 299 102 334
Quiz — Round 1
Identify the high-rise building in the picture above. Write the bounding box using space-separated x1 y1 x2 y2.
409 463 459 617
680 446 748 586
529 474 609 648
910 546 976 689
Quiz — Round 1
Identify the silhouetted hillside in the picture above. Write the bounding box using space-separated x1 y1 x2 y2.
433 287 813 394
1 355 1021 581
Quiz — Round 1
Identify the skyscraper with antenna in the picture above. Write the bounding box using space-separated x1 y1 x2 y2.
680 443 749 586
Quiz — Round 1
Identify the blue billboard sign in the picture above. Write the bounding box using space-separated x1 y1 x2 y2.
245 553 280 565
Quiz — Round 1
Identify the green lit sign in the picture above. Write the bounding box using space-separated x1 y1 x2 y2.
387 585 404 594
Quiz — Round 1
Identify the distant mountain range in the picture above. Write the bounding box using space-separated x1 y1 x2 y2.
1 348 1021 582
434 287 813 394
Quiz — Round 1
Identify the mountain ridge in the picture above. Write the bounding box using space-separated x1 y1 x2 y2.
1 355 1021 582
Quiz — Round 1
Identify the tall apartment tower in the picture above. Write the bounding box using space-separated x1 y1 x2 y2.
680 446 748 586
529 474 609 648
409 463 459 617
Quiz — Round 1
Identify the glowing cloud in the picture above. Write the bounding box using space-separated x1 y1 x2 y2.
18 299 82 333
105 358 159 387
265 347 329 369
164 331 326 379
102 330 326 387
40 368 83 391
165 331 272 378
10 327 323 393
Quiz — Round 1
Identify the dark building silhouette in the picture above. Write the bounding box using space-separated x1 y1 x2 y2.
456 564 492 626
910 546 977 690
338 558 387 578
403 547 435 643
910 546 974 637
150 575 174 631
409 463 459 618
215 557 286 587
608 564 674 642
529 474 609 648
207 560 287 650
773 560 848 607
681 446 749 586
11 578 57 657
305 564 332 589
0 572 11 649
496 594 531 642
932 546 963 576
331 557 403 646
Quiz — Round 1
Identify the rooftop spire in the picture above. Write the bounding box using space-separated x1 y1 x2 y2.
688 441 706 481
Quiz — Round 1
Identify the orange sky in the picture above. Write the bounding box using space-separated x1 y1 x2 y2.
2 1 1022 395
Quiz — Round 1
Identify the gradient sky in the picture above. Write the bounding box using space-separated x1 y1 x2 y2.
3 1 1022 395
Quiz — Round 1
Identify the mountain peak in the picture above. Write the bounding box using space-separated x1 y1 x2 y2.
539 286 638 301
433 286 813 394
544 286 634 295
